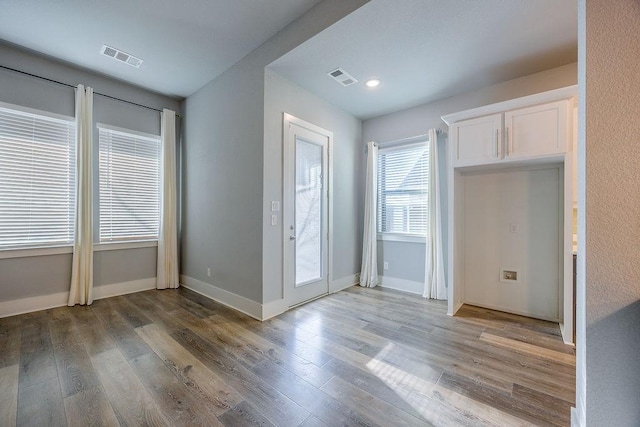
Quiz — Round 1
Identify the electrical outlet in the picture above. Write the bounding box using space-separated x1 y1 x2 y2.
271 201 280 212
383 262 389 270
510 223 518 233
271 214 277 226
207 267 211 277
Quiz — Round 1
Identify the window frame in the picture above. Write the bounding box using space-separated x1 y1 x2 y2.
376 136 430 244
0 101 76 255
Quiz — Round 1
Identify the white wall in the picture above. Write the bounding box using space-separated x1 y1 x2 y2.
262 69 362 304
463 167 561 320
181 0 368 304
0 42 181 304
362 62 577 288
578 0 640 425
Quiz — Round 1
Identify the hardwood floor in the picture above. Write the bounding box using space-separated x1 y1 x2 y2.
0 286 575 426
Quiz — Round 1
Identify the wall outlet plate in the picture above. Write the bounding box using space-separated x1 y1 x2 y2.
500 268 519 283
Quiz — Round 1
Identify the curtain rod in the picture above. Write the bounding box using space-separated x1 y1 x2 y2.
0 64 182 118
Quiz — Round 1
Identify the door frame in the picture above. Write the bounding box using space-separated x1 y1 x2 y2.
282 113 333 307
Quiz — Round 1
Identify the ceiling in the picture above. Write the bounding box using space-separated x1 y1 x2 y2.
269 0 578 119
0 0 577 118
0 0 323 98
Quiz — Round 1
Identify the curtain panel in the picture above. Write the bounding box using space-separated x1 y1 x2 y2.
68 85 94 306
423 128 446 299
360 141 379 288
156 109 179 289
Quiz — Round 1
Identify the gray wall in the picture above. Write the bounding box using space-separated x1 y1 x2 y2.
0 42 181 302
0 254 71 300
362 62 577 287
181 0 368 304
262 69 362 303
580 0 640 424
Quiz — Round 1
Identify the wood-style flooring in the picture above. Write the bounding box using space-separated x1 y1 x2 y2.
0 285 576 426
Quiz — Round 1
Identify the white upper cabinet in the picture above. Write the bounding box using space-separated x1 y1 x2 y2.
450 113 503 167
504 100 569 160
443 87 576 168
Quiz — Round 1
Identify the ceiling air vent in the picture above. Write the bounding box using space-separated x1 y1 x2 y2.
327 67 358 87
101 45 143 68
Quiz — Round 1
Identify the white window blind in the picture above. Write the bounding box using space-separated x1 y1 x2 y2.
377 141 429 235
98 126 160 242
0 104 76 249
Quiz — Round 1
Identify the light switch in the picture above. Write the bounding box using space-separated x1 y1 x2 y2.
271 214 277 226
271 201 280 212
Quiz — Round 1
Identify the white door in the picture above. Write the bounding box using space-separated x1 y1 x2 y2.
283 115 331 307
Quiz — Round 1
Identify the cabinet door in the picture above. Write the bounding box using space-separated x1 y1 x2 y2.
504 100 569 159
450 113 502 167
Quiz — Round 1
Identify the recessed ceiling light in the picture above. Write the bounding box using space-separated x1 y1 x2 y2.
365 79 381 88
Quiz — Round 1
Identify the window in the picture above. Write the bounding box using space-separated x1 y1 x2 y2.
377 141 429 236
98 125 160 242
0 103 76 249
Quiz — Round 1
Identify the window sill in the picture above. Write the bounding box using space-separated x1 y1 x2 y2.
0 240 159 259
0 245 73 260
94 240 158 252
377 233 426 243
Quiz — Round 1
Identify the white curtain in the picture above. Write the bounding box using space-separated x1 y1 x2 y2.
68 85 94 306
156 109 179 289
424 128 446 299
360 141 378 288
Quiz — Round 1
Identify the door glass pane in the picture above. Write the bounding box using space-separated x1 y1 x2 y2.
295 137 323 286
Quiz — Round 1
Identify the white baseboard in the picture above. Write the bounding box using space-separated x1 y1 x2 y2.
571 406 586 427
181 274 361 321
448 300 464 316
0 291 68 318
262 274 360 320
330 274 358 293
93 278 156 300
0 277 157 318
379 275 423 295
180 275 263 320
559 323 576 346
261 298 289 321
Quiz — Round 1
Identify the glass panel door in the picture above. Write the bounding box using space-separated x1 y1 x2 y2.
283 115 330 308
295 137 323 286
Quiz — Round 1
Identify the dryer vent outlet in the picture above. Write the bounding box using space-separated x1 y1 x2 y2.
500 269 519 282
